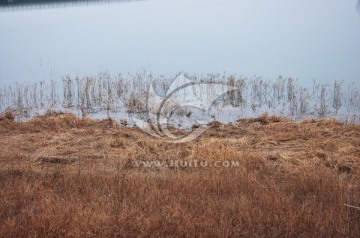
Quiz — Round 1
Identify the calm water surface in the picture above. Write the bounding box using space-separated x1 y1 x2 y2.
1 0 360 87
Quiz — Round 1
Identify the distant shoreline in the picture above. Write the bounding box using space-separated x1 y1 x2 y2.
0 0 139 7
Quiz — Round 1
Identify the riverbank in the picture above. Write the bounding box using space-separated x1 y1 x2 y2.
1 112 359 237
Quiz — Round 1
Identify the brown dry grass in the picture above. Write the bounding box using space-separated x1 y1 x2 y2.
0 112 360 237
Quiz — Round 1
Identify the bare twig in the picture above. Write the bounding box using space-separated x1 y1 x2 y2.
344 204 360 210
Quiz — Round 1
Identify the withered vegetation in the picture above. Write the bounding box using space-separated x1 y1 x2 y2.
0 112 359 237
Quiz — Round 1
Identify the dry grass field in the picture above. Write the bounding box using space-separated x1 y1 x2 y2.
0 112 360 237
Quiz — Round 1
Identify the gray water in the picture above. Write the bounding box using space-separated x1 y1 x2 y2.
0 0 360 88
